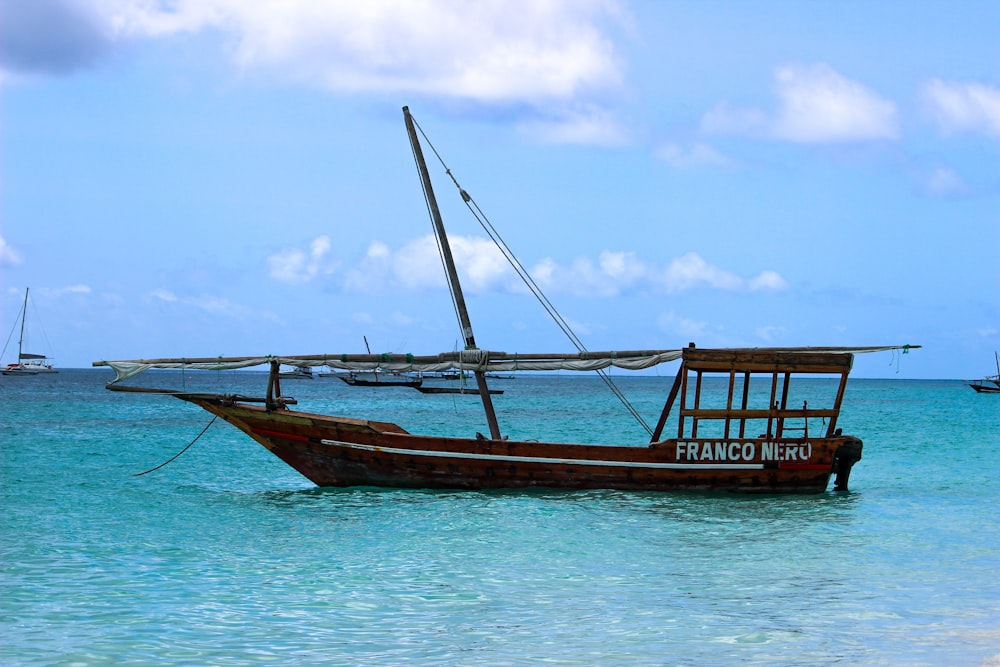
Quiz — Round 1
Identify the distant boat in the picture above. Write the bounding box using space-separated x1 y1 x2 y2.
417 370 503 394
967 352 1000 393
94 106 920 493
279 365 314 379
3 288 57 376
436 370 513 380
334 370 423 388
327 336 423 387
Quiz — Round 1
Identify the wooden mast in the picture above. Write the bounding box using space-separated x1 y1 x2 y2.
403 106 502 440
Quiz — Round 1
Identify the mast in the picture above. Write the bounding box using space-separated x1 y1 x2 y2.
17 288 28 363
403 106 502 440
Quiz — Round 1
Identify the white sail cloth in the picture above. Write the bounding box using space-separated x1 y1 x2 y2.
95 345 915 384
96 349 685 383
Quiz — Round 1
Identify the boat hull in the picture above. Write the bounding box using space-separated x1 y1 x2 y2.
3 367 40 376
336 375 423 388
181 395 857 494
3 363 56 375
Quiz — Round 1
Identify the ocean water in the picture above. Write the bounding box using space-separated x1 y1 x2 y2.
2 369 998 666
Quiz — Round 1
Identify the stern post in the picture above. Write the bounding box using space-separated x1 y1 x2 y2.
832 434 863 491
266 359 281 411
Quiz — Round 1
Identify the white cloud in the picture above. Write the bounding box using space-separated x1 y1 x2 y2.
151 288 178 302
530 250 649 296
267 235 335 285
702 63 898 143
519 105 631 146
771 64 898 142
2 1 631 146
95 0 626 107
351 311 375 326
0 235 22 266
149 287 260 319
922 79 1000 138
339 238 786 297
450 236 514 290
529 249 785 296
755 325 787 341
661 252 742 292
655 142 732 168
343 234 513 294
748 270 788 291
657 311 709 339
923 167 967 197
36 284 93 298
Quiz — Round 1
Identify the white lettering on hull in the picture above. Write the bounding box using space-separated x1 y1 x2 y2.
675 441 813 462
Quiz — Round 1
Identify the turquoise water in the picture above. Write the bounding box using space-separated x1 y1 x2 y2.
2 370 998 666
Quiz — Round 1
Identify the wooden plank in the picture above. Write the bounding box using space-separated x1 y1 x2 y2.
682 348 854 374
679 408 840 419
682 359 853 373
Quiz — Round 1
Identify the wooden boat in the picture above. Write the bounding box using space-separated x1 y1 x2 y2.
3 288 58 376
93 107 918 493
967 352 1000 393
325 336 424 387
335 371 423 388
417 370 504 394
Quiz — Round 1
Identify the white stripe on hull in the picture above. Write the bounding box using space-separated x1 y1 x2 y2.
319 439 768 471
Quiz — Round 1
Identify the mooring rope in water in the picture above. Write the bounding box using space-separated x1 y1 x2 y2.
133 415 218 476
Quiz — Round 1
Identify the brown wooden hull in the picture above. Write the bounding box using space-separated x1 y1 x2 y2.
180 394 857 493
337 376 423 388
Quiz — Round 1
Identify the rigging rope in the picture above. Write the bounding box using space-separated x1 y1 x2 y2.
409 130 466 344
133 415 218 476
411 117 653 436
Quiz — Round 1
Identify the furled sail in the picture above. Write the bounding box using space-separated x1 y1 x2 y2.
95 349 684 384
94 345 915 384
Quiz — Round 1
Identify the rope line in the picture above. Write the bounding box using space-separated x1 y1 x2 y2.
133 415 218 476
409 125 465 344
411 116 653 435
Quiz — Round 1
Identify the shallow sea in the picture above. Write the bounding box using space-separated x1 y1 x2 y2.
2 369 998 666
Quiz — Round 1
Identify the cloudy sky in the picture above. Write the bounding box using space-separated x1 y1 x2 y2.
1 0 997 378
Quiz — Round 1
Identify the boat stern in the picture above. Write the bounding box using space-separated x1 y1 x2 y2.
831 435 863 491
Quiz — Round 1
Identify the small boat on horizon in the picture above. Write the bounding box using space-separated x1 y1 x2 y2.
967 352 1000 394
3 288 58 376
322 336 425 388
278 365 314 379
332 370 423 388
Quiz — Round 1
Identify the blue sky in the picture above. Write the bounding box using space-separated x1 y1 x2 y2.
1 0 997 378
